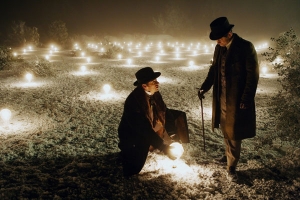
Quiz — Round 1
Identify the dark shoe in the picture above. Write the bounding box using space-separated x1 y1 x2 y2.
227 166 238 182
214 155 227 164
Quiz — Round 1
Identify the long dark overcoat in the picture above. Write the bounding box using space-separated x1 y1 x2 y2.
200 34 259 140
118 86 166 149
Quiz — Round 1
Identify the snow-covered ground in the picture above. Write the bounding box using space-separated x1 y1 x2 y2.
0 43 299 199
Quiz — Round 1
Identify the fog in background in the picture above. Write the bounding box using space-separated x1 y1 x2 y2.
1 0 300 42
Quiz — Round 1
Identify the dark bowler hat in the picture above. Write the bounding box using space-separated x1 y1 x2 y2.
133 67 161 86
209 17 234 40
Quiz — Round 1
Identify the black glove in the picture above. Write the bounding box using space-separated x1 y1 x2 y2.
162 145 176 160
198 90 205 100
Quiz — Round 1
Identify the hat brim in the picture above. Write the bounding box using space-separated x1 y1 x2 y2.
133 72 161 86
209 24 234 40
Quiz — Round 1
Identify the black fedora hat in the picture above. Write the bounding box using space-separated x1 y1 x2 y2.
133 67 161 86
209 17 234 40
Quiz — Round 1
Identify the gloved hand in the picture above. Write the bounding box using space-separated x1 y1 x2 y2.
198 90 205 100
240 103 249 109
162 145 176 160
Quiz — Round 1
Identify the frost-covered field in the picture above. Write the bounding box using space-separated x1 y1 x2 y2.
0 43 299 199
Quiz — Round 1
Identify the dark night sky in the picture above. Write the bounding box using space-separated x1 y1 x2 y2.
1 0 300 41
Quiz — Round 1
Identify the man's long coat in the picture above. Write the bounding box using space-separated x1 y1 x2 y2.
118 86 166 154
200 34 259 140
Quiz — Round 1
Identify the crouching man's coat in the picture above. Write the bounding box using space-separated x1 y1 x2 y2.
118 86 166 176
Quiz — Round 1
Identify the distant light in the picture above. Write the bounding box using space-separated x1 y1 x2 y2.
189 61 194 66
0 109 12 122
127 58 132 65
81 52 85 57
155 56 160 62
25 73 33 82
103 84 111 94
45 55 50 60
262 66 268 75
81 65 86 72
118 54 122 59
86 57 91 63
13 52 17 57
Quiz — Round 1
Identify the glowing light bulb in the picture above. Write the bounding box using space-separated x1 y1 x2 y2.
262 66 268 75
25 73 33 82
103 84 111 93
189 61 194 66
169 142 184 159
0 109 12 122
81 65 86 72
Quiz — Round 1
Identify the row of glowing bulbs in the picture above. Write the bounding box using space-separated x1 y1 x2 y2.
24 71 111 93
0 105 184 158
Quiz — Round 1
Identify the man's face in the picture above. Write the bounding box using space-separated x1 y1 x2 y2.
216 32 233 47
143 79 159 95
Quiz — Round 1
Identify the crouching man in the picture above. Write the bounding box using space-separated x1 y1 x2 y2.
118 67 178 177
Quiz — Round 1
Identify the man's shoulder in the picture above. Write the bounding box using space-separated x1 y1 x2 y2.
234 34 254 46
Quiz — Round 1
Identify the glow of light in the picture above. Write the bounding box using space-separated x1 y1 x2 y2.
103 84 111 94
169 142 184 160
28 46 32 50
142 153 214 184
23 49 27 53
189 61 195 67
118 54 122 59
80 65 86 72
86 57 91 63
262 66 268 75
127 58 132 65
81 52 85 57
0 109 12 122
138 51 142 56
25 73 33 82
176 53 180 58
155 56 160 62
45 55 50 60
13 52 17 57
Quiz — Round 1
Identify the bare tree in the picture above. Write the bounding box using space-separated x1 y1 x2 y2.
6 21 39 47
48 20 68 48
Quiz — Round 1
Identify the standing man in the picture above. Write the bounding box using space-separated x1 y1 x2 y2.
118 67 174 177
198 17 259 182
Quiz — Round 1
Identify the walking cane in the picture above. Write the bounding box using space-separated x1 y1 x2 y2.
200 97 206 152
